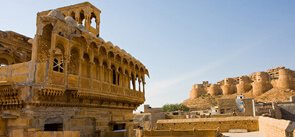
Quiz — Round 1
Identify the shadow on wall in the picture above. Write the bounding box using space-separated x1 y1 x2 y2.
279 105 295 122
285 121 295 137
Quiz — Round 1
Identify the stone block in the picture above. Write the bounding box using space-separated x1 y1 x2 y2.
8 118 29 127
10 129 24 137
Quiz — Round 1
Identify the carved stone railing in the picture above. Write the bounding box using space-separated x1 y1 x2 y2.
42 63 145 103
64 75 145 102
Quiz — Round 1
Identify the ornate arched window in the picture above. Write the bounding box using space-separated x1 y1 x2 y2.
118 67 122 86
37 24 53 62
131 73 136 90
79 10 85 26
90 12 97 29
53 46 64 73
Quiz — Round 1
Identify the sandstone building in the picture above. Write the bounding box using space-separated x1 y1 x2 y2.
0 2 149 137
189 66 295 99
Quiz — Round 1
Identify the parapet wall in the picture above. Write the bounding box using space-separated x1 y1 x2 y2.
0 61 32 84
259 116 295 137
156 117 259 132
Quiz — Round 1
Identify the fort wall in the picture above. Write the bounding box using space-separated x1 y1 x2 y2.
189 66 295 99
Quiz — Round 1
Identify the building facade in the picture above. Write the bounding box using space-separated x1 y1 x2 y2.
0 2 148 137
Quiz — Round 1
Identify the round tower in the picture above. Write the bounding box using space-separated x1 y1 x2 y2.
252 72 272 96
277 68 293 90
236 76 252 94
189 84 207 99
221 78 237 95
208 84 222 96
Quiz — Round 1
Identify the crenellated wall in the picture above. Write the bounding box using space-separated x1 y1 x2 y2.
189 66 295 100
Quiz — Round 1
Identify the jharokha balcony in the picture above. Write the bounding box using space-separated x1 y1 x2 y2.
0 2 149 110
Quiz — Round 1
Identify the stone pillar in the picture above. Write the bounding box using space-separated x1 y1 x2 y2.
64 54 70 85
143 82 146 93
31 35 38 63
78 50 84 88
138 79 142 92
132 77 136 91
117 71 119 85
126 75 130 89
97 65 101 80
75 11 81 24
47 33 57 84
121 74 125 87
108 68 112 83
85 14 91 31
89 61 95 89
96 19 100 36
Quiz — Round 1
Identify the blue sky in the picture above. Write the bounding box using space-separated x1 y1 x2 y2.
1 1 295 109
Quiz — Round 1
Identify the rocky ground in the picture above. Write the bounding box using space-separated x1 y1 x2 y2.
183 88 295 110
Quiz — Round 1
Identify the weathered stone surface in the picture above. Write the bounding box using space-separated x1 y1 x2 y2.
64 16 77 27
47 9 65 20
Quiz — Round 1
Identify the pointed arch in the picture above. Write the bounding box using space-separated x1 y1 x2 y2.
53 43 65 73
37 24 53 62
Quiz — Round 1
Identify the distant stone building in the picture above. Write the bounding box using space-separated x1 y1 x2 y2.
0 2 149 137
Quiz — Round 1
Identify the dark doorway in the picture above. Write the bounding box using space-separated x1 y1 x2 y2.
113 123 126 131
44 123 63 131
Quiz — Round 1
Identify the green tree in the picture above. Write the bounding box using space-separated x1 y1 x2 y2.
162 103 189 112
